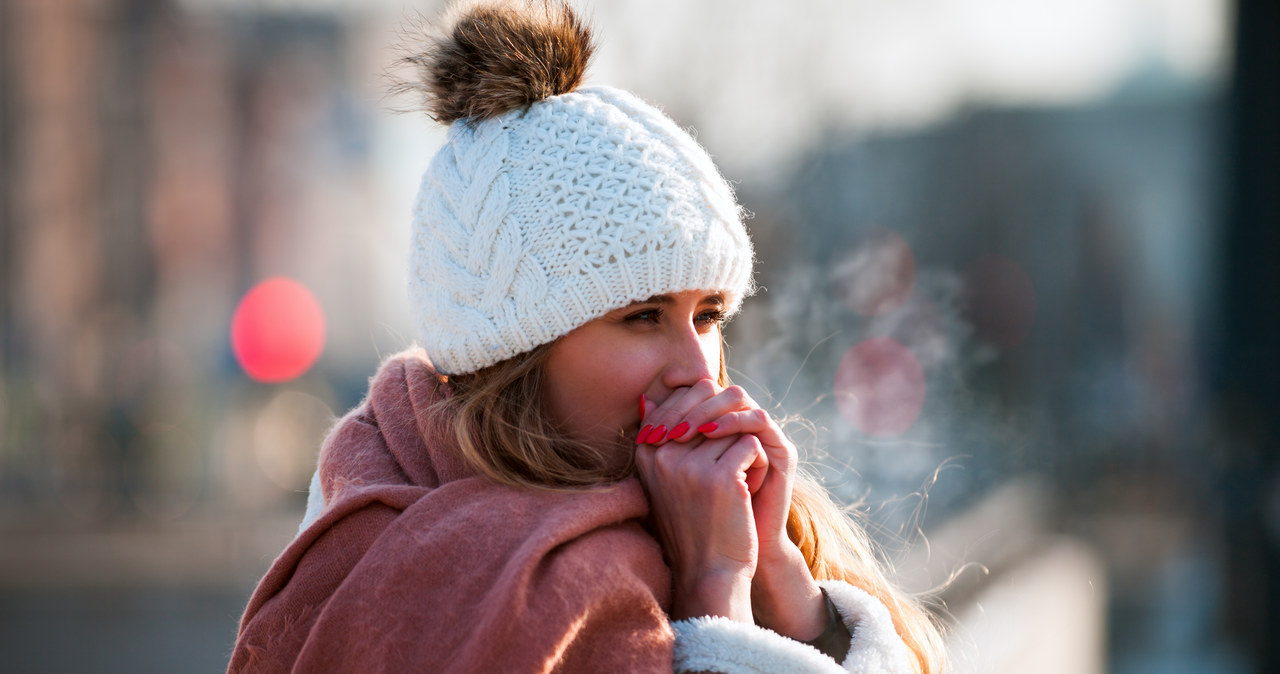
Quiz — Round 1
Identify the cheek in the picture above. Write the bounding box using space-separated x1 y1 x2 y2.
578 353 654 425
545 341 654 439
701 332 724 379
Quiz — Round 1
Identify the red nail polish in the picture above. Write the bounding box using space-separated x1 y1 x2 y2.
697 422 718 434
648 426 666 443
639 394 646 422
636 425 652 444
666 422 690 441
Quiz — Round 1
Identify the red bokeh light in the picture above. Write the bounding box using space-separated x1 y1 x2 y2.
231 277 325 383
833 337 926 437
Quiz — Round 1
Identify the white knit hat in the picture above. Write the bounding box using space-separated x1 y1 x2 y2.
404 1 754 374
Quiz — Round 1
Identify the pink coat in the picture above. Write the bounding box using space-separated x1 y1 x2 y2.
228 349 676 673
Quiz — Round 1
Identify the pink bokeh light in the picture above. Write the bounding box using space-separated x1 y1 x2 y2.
833 337 926 437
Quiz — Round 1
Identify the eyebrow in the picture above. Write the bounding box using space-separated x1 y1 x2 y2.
637 293 724 306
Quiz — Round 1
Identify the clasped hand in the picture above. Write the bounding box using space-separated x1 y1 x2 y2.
635 381 827 641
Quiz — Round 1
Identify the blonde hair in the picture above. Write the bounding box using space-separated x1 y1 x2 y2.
432 341 946 673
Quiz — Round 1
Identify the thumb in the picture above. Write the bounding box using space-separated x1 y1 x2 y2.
744 441 768 494
640 394 657 424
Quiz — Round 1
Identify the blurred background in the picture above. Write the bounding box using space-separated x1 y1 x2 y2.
1 0 1276 671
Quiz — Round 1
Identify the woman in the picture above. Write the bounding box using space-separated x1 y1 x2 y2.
228 1 945 672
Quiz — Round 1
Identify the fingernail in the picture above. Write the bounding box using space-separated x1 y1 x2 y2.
636 425 652 444
647 426 666 444
639 394 646 422
697 422 718 434
666 421 690 441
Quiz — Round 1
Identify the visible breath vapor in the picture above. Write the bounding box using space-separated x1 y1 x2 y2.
729 236 1036 545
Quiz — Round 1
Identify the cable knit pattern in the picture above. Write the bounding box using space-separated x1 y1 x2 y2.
411 85 754 374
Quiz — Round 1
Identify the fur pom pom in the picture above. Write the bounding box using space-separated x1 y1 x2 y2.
398 0 594 124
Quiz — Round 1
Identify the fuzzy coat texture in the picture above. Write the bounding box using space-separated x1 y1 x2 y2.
230 349 913 673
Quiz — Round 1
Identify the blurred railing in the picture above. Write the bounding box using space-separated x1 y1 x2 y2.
900 479 1107 674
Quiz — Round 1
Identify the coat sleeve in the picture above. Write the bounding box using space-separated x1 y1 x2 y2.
670 581 914 674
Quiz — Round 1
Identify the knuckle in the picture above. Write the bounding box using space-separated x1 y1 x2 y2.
683 401 709 423
651 449 676 471
725 385 748 403
688 462 714 482
691 379 718 396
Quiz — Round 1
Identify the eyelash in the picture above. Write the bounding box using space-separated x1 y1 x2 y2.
625 308 726 327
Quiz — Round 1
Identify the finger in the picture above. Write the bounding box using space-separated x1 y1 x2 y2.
641 379 721 445
704 419 796 493
744 443 769 494
651 434 737 487
634 444 661 492
636 392 663 443
700 407 775 436
664 385 756 443
635 441 656 473
661 432 733 471
714 435 767 485
699 408 790 457
638 395 679 445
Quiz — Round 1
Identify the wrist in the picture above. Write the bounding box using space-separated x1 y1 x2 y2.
751 544 826 641
673 566 755 624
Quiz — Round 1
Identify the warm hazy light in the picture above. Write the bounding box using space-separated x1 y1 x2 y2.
833 337 926 437
254 390 334 491
231 277 326 383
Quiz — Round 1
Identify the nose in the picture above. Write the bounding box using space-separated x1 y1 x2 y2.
659 323 720 390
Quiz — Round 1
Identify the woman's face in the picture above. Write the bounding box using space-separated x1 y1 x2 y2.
542 289 726 455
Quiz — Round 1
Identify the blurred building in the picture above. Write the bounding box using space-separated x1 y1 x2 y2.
0 0 394 525
0 3 395 667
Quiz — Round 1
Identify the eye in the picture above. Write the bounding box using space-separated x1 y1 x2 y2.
695 309 726 327
624 308 662 324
